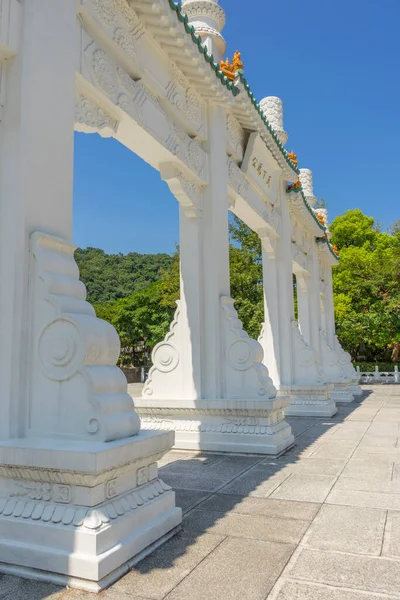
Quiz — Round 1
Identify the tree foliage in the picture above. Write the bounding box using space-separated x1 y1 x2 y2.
75 247 173 304
330 209 400 361
76 209 400 367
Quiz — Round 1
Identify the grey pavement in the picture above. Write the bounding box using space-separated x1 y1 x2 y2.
3 385 400 599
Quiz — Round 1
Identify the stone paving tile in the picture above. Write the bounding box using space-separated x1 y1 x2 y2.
284 458 346 476
302 504 386 555
166 536 295 600
341 457 393 480
326 488 400 510
382 511 400 558
359 436 398 448
218 465 291 497
198 493 320 521
0 577 64 600
307 442 357 460
268 579 390 600
174 489 210 514
333 476 400 494
160 456 263 492
353 447 400 462
285 547 400 597
183 508 310 545
270 474 336 503
108 531 224 600
285 418 322 437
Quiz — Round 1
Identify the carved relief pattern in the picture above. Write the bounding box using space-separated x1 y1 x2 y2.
10 482 71 504
75 94 118 136
0 479 172 529
226 113 246 161
259 96 288 145
143 304 181 397
0 452 164 486
227 159 249 199
291 321 326 384
30 233 141 442
167 63 203 131
181 1 226 31
221 296 277 400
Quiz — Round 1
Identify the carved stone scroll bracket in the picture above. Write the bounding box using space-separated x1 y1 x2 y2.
160 163 202 219
333 335 362 395
319 330 349 384
142 303 183 400
291 321 326 386
259 228 277 259
221 296 276 400
75 92 119 138
28 232 141 442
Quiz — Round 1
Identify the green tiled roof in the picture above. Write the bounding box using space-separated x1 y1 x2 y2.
169 1 337 257
168 0 298 172
316 237 340 260
286 186 326 232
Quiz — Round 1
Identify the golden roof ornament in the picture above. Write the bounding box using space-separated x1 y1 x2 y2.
287 150 298 167
220 49 244 81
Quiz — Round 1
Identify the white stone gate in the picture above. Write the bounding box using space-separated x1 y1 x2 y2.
0 0 360 590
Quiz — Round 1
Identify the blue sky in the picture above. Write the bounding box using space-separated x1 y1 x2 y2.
73 0 400 255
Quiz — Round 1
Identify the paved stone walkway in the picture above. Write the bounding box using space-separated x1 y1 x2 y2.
2 385 400 599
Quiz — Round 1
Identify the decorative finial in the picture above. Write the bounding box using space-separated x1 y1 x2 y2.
299 169 317 206
259 97 288 145
181 0 226 62
220 49 244 81
332 244 340 256
232 50 244 71
287 150 298 167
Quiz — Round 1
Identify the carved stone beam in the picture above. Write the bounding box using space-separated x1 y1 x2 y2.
292 242 310 275
160 163 202 219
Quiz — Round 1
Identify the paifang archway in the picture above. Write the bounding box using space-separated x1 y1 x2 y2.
0 0 361 590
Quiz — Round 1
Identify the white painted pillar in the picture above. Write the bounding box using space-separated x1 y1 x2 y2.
297 244 322 351
0 0 76 440
260 235 280 386
324 266 336 347
275 181 295 386
296 274 311 345
178 206 202 399
201 102 230 399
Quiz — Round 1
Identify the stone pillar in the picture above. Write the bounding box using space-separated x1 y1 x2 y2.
260 172 335 417
326 264 362 396
0 1 181 590
138 104 294 455
259 234 280 387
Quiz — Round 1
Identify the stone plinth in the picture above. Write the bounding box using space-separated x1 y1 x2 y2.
136 397 294 456
281 385 337 418
0 432 182 592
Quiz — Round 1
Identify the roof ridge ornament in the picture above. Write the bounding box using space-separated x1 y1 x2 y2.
259 97 288 146
220 49 244 81
181 0 227 62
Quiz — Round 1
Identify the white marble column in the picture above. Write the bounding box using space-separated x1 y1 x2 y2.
0 1 181 590
259 235 281 387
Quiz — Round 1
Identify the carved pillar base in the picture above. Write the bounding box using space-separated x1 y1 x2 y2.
285 323 337 417
331 383 355 404
136 397 294 455
0 432 182 592
135 297 294 455
280 385 337 418
348 382 363 396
